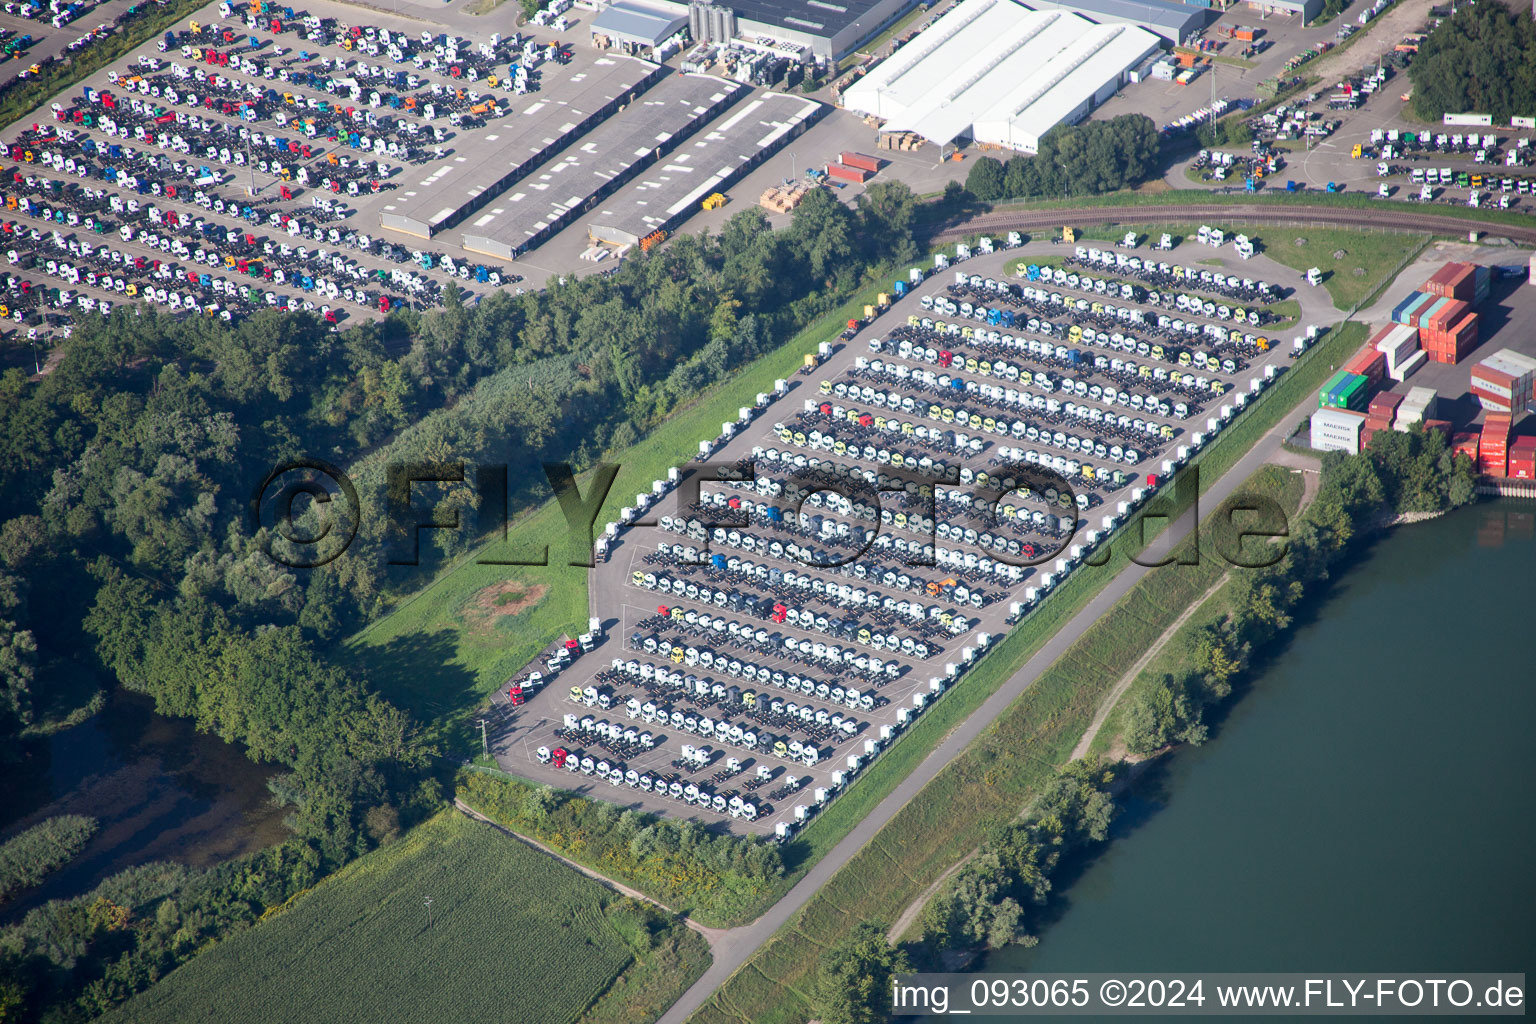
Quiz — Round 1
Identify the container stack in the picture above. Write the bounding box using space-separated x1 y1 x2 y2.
1387 262 1489 365
1509 435 1536 480
1363 390 1401 448
1420 298 1477 364
1394 386 1436 430
1312 407 1367 453
1424 261 1492 304
1319 370 1369 411
1371 323 1421 381
1391 290 1432 326
1479 413 1511 476
1470 349 1536 415
1343 344 1386 388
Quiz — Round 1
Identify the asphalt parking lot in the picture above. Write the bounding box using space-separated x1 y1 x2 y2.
484 232 1333 836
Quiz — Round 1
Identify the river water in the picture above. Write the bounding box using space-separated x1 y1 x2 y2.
0 692 289 920
985 500 1536 976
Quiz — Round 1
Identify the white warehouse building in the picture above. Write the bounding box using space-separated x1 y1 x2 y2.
842 0 1161 154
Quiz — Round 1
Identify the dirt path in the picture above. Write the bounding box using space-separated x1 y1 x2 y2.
454 798 728 945
1068 573 1231 762
886 854 971 945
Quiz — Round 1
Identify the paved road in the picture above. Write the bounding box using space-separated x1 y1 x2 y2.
656 338 1323 1024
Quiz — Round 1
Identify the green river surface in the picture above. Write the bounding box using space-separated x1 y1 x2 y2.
984 499 1535 978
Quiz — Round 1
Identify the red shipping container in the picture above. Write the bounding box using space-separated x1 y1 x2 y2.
1452 432 1480 462
1368 391 1403 417
1361 426 1378 450
826 163 871 183
1364 414 1393 431
839 152 880 174
1423 418 1452 438
1509 437 1536 479
1424 262 1477 302
1344 345 1386 384
1424 298 1470 332
1480 454 1508 477
1485 412 1513 435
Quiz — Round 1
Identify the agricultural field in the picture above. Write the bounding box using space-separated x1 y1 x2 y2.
103 813 704 1024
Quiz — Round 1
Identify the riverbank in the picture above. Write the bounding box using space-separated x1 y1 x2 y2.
0 692 288 923
982 498 1534 976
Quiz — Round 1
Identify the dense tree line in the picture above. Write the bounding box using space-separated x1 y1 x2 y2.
813 922 913 1024
1125 425 1476 753
0 843 322 1021
918 761 1117 952
0 816 98 906
457 770 783 924
963 115 1161 203
1409 3 1536 124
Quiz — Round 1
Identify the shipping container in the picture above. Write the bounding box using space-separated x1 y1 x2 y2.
840 152 880 174
1368 390 1404 417
826 163 870 184
1389 347 1427 380
1508 436 1536 479
1313 407 1367 453
1344 345 1386 384
1423 418 1452 437
1392 290 1433 325
1452 431 1480 462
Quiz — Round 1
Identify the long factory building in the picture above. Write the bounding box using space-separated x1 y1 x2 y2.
461 72 746 261
587 91 824 247
841 0 1162 154
379 54 664 240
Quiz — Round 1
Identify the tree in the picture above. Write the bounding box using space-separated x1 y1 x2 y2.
1410 4 1536 124
814 922 911 1024
965 156 1006 201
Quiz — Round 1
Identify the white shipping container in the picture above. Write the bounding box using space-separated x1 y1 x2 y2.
1389 349 1426 382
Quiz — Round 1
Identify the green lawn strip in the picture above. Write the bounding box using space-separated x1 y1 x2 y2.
100 812 664 1024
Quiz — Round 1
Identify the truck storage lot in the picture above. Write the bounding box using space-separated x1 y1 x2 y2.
486 236 1317 836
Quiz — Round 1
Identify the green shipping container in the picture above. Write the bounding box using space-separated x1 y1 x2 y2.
1320 369 1352 408
1335 373 1369 410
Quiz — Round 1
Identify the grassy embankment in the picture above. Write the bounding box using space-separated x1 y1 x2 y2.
100 811 709 1024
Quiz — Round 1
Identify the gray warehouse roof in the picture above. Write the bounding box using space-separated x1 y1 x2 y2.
592 2 690 45
1022 0 1202 41
727 0 899 38
463 74 746 260
589 91 825 246
378 55 662 238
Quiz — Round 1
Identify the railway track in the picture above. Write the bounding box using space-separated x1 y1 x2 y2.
928 202 1536 247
